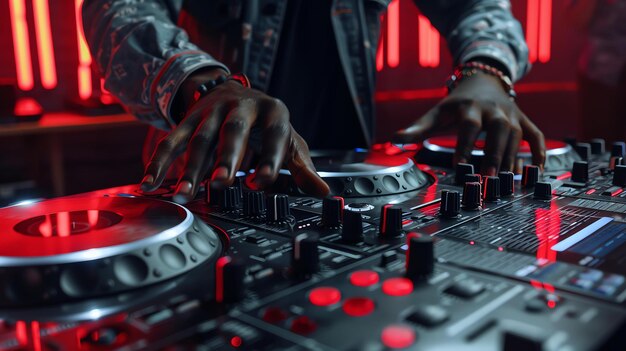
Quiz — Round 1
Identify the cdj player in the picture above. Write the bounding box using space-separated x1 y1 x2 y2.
1 137 626 350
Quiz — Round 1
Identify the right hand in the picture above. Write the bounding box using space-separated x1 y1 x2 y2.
140 69 330 203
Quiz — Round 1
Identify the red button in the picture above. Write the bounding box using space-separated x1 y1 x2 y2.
382 278 414 296
309 287 341 306
262 307 288 324
381 325 416 349
342 297 375 317
290 316 317 335
349 270 380 287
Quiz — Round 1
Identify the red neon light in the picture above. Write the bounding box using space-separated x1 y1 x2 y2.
526 0 539 63
39 215 52 237
57 211 70 237
387 0 400 68
31 321 42 351
75 0 93 99
9 0 35 91
376 32 384 72
16 321 27 345
88 210 99 227
538 0 552 63
418 15 440 67
32 0 57 89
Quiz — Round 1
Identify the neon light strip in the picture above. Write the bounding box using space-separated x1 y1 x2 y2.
75 0 92 99
387 0 400 68
418 15 430 67
538 0 552 63
32 0 57 89
526 0 539 63
376 21 384 72
551 217 613 252
9 0 35 91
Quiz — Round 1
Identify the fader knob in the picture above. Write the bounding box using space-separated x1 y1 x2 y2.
575 142 591 161
455 163 475 185
483 176 500 202
462 182 482 210
220 187 241 211
292 232 320 277
342 210 364 243
379 205 403 238
243 191 266 218
321 196 344 229
534 182 553 200
267 194 291 224
499 171 514 196
609 157 623 171
522 165 540 188
439 190 460 217
465 174 482 184
405 234 434 281
590 138 605 155
611 142 626 158
215 256 246 303
571 161 589 183
614 165 626 187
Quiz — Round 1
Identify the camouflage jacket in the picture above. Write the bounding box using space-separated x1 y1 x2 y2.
83 0 529 146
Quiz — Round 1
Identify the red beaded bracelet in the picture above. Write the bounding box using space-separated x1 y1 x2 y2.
446 62 516 100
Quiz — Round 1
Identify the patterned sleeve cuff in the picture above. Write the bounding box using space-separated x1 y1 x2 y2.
458 40 527 82
150 51 230 129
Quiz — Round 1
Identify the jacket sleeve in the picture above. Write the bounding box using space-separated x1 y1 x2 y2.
413 0 529 81
82 0 229 130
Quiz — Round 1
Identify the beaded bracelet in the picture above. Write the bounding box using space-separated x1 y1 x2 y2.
191 73 251 104
446 62 516 100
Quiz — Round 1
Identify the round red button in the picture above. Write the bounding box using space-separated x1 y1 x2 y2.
381 325 416 349
349 270 380 287
382 278 414 296
342 297 375 317
290 315 317 335
308 287 341 306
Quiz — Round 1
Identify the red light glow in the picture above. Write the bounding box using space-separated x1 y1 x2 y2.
349 270 380 287
31 321 42 351
387 0 400 68
16 321 27 345
418 15 440 67
57 211 71 237
215 256 231 303
538 0 552 63
382 277 413 296
32 0 57 89
308 287 341 307
381 325 416 349
230 336 242 348
75 0 93 99
342 297 375 317
9 0 35 91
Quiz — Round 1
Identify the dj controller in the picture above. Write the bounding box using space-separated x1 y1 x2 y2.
1 137 626 350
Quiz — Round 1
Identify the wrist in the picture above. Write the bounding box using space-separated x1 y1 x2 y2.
446 61 516 99
172 67 229 123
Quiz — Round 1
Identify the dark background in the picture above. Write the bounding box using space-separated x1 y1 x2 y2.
0 0 584 203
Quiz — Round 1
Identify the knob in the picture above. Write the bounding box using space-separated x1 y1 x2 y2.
267 194 291 224
321 196 344 229
439 190 460 217
563 137 577 146
215 256 246 303
206 183 223 207
405 233 434 281
610 156 623 171
534 182 552 200
464 173 482 184
590 138 605 155
575 142 591 161
243 191 266 218
455 163 475 185
499 171 514 196
571 161 589 183
611 142 626 158
220 186 241 211
522 165 540 188
342 210 364 243
483 176 500 202
462 182 482 210
292 232 320 277
502 329 545 351
379 205 403 238
614 165 626 187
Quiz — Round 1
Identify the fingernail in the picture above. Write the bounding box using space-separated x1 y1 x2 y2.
258 164 272 178
484 167 497 176
211 167 229 181
173 181 193 204
140 174 154 191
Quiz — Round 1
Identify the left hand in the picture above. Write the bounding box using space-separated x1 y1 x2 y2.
393 71 546 175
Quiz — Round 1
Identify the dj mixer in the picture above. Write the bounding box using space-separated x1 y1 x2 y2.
1 137 626 350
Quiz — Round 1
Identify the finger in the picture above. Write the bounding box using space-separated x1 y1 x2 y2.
287 128 330 197
519 111 546 170
481 108 511 176
172 107 223 204
452 104 482 165
392 107 439 143
211 103 257 187
253 99 291 187
141 123 195 192
500 120 523 172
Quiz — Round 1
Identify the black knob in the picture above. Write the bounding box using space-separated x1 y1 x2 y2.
522 165 540 188
220 187 241 211
499 171 514 196
243 191 266 218
534 182 552 200
590 138 605 155
379 205 403 238
405 234 434 281
464 173 482 184
571 161 589 183
502 329 545 351
614 165 626 187
321 196 344 229
342 210 364 243
292 232 320 277
267 194 291 224
483 176 500 202
610 156 623 170
215 256 246 303
206 183 223 207
439 190 460 217
563 137 577 146
575 142 591 161
455 163 475 185
611 142 626 158
462 182 482 209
